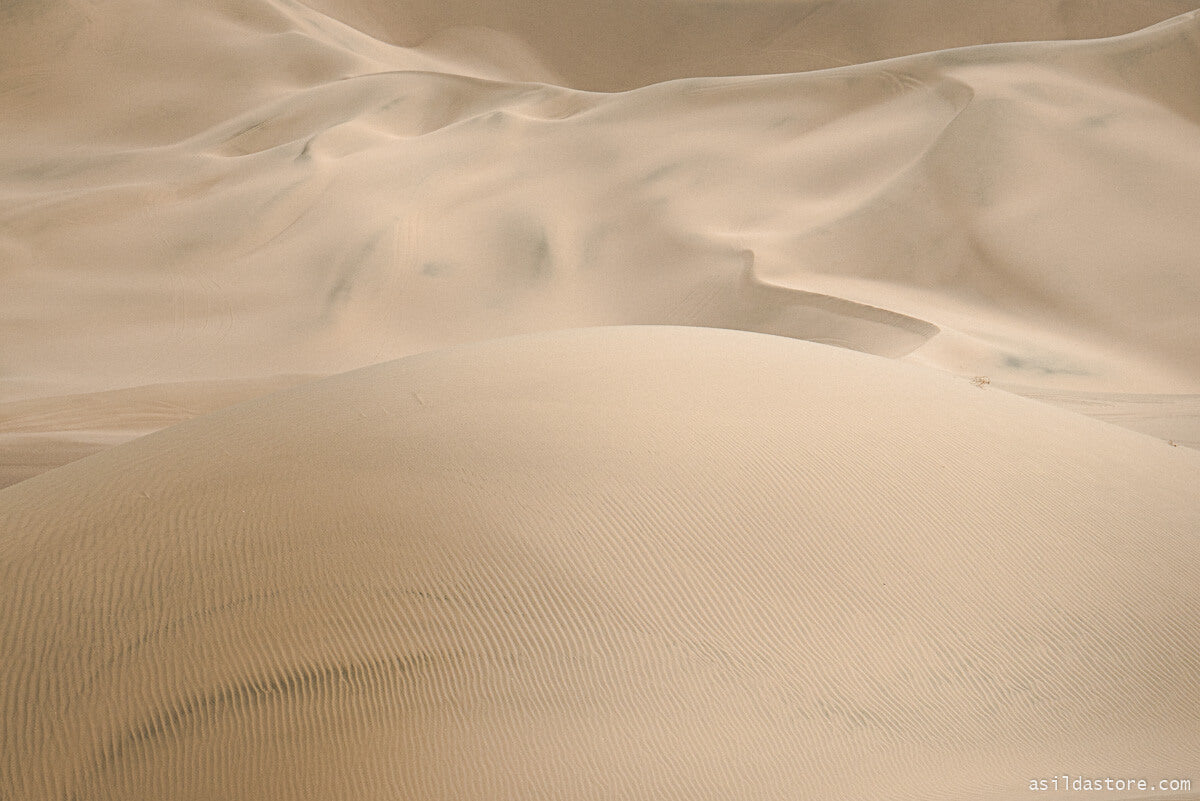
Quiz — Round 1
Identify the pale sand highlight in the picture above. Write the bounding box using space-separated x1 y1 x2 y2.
3 0 1200 797
3 1 1199 410
0 375 316 490
2 327 1199 800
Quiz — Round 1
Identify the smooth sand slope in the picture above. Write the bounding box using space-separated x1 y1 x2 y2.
3 0 1200 797
2 327 1199 801
0 375 316 490
3 0 1200 481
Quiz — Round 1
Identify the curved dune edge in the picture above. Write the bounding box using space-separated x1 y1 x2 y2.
2 326 1198 800
4 2 1200 413
0 375 318 490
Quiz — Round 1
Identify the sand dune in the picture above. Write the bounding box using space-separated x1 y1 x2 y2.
4 0 1200 408
0 375 315 490
2 327 1198 800
3 0 1200 797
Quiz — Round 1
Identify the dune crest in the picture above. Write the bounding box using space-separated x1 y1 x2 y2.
2 327 1198 800
4 2 1199 420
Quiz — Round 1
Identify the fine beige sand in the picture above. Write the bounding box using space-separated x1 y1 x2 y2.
2 0 1200 480
2 0 1200 798
3 327 1199 800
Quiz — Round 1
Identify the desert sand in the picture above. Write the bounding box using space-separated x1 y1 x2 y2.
2 0 1199 799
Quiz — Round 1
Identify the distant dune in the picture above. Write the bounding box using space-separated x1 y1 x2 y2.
2 0 1199 798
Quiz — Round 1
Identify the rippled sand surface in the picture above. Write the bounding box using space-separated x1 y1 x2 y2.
2 1 1199 799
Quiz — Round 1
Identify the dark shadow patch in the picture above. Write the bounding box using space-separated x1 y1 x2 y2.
1002 354 1088 377
505 221 553 287
295 136 316 163
321 233 388 319
93 648 464 779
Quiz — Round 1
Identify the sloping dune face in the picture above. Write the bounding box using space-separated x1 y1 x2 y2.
2 327 1198 801
3 0 1200 797
3 0 1200 409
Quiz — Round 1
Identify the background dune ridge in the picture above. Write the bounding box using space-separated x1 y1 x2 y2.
3 2 1199 478
2 2 1199 404
2 327 1198 800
